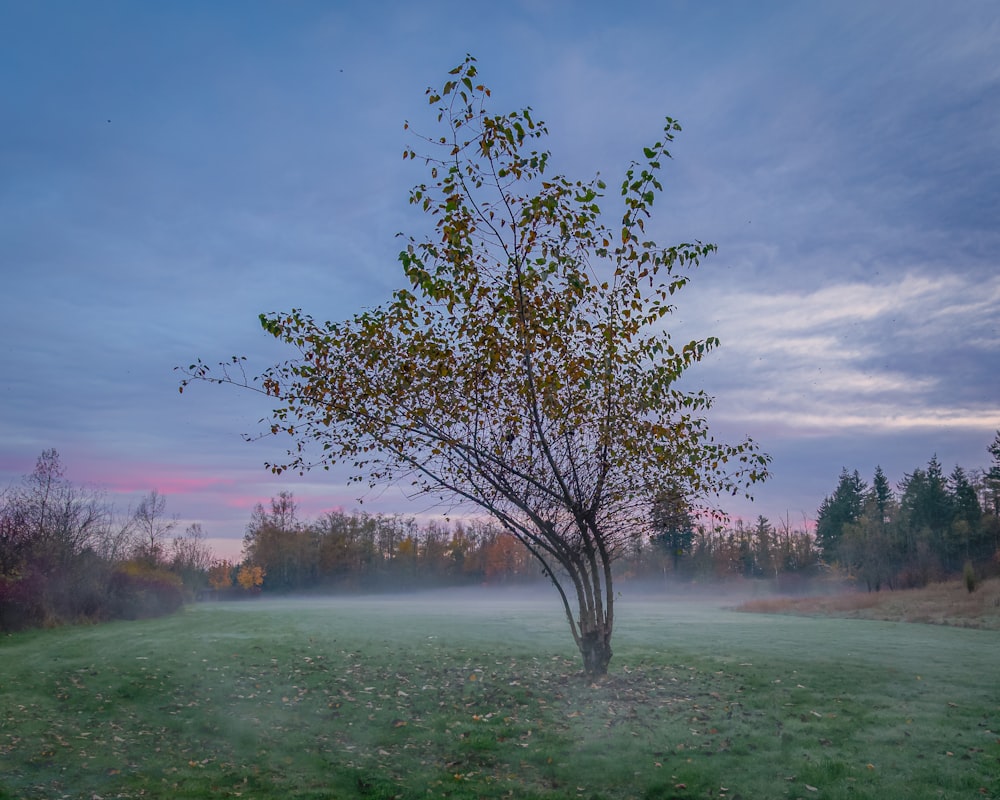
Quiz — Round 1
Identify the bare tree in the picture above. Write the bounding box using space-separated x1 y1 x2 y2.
132 489 177 565
170 522 214 574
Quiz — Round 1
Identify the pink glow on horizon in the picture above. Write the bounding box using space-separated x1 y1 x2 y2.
205 537 244 562
96 472 238 496
0 453 237 496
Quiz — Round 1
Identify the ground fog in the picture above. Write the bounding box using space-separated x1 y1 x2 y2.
2 587 998 799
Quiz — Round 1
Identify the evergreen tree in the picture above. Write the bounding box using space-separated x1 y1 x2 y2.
753 515 777 578
986 430 1000 517
949 466 981 528
815 468 867 560
898 456 954 574
836 465 902 591
650 485 694 573
870 465 893 522
949 465 985 564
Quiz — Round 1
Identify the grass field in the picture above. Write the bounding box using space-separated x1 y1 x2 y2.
1 589 998 799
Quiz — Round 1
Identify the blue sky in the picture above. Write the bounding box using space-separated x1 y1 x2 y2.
2 1 998 558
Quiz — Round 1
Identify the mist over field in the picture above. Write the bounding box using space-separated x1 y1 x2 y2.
4 583 999 799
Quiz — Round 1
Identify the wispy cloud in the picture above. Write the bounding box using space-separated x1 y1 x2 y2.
681 270 1000 436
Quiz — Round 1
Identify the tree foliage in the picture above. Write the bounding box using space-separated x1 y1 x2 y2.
236 563 266 591
180 57 769 675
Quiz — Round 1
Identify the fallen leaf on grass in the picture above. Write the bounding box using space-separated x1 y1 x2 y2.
804 784 818 792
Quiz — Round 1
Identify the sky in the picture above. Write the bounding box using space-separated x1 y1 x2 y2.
2 1 998 561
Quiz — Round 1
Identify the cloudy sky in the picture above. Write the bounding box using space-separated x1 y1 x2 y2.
3 1 998 559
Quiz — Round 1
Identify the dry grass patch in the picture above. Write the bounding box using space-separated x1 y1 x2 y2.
737 575 1000 629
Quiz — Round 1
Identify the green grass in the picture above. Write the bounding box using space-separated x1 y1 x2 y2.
1 591 998 799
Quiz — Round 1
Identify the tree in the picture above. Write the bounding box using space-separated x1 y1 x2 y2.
242 492 314 590
207 560 235 591
0 489 30 578
132 490 177 566
1 451 134 628
986 431 1000 517
948 465 986 564
751 515 777 578
14 449 107 567
236 563 265 591
650 485 694 574
899 456 955 572
180 57 768 676
839 466 902 590
870 466 892 523
483 531 531 582
169 522 214 591
841 504 896 592
815 468 867 561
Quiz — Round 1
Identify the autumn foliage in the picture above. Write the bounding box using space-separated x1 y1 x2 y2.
181 58 768 675
236 563 265 591
207 560 235 590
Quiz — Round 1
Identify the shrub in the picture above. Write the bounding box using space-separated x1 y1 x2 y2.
0 570 46 631
107 561 184 619
963 560 977 594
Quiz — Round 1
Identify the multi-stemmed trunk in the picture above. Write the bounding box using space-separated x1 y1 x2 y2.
579 625 613 677
545 538 616 679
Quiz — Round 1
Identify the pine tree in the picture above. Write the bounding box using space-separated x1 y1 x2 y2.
815 468 867 561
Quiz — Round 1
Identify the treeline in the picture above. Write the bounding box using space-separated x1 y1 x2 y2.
0 450 217 631
814 433 1000 591
238 492 822 592
640 514 821 584
640 485 820 584
236 492 536 592
7 433 998 629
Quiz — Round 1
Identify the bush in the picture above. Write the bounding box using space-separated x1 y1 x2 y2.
0 571 46 631
963 560 977 594
107 562 185 619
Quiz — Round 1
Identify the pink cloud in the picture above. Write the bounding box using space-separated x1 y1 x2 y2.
70 459 239 496
221 493 276 510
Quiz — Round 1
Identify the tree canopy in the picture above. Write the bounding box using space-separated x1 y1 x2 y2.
180 56 769 676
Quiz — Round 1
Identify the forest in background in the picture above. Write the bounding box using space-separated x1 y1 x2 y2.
2 433 999 631
814 441 1000 591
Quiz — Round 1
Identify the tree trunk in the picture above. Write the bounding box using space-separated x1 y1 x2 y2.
579 628 613 678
